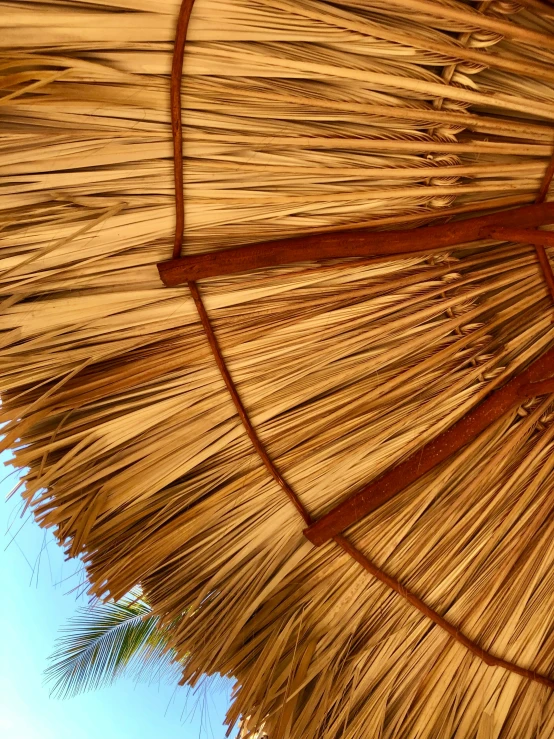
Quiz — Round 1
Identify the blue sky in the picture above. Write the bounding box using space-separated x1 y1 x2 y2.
1 450 235 739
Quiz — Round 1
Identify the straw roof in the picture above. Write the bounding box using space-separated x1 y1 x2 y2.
4 0 554 735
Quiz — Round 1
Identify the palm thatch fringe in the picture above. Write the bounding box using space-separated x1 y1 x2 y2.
4 0 554 736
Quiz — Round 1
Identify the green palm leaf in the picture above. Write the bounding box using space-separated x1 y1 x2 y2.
46 593 181 698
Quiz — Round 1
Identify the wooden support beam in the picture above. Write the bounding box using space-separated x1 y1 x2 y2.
530 152 554 299
158 202 554 285
488 227 554 300
488 227 554 248
170 0 196 259
303 347 554 546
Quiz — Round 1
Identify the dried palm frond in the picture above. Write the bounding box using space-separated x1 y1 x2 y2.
3 0 554 736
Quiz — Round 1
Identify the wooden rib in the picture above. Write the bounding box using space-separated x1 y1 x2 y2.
464 155 554 303
187 279 312 527
536 155 554 206
489 227 554 302
522 379 554 397
304 347 554 547
488 228 554 248
166 0 554 693
334 535 554 690
531 153 554 301
158 202 554 285
171 0 195 259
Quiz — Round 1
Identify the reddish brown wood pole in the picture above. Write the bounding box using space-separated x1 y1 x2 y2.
158 202 554 285
537 154 554 206
531 155 554 301
171 0 196 259
334 534 554 689
488 227 554 249
187 280 312 526
304 347 554 546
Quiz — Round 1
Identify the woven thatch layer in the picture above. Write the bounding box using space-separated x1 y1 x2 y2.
3 0 554 736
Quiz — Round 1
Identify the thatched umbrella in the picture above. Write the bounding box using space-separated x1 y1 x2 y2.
4 0 554 735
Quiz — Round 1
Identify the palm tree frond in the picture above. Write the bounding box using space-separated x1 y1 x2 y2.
45 595 181 698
